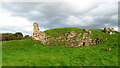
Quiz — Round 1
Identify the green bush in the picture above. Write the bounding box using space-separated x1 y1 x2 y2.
1 32 24 41
14 32 23 37
1 33 15 41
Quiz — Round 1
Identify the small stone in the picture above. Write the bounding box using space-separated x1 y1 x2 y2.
106 48 112 51
34 44 37 46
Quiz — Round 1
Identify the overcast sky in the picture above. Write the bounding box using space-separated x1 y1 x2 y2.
0 0 119 35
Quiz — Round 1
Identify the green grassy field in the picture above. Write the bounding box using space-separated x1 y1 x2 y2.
2 27 119 66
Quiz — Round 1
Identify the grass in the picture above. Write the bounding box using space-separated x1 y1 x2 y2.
2 27 119 66
0 42 2 66
44 27 84 37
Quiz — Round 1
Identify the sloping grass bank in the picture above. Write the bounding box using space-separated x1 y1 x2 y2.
2 27 119 66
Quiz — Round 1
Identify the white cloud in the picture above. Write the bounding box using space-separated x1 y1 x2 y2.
83 16 94 23
65 16 83 26
0 8 33 35
65 0 98 12
111 15 118 21
65 16 95 27
28 10 43 16
0 0 119 35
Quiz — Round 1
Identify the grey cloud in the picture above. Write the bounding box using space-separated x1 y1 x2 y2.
1 1 118 35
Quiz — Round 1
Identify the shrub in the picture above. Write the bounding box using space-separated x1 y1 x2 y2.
1 32 24 41
1 33 15 41
14 32 23 37
23 35 31 39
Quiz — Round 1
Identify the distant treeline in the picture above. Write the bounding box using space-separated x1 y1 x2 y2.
0 32 30 41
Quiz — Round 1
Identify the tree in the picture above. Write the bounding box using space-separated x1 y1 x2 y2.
1 33 15 41
24 35 30 38
24 35 29 37
14 32 23 37
1 32 24 41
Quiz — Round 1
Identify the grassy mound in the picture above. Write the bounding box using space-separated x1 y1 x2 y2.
44 27 84 37
2 27 119 66
44 27 109 39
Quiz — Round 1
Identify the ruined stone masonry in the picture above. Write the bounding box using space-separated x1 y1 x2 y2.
32 22 47 44
32 22 115 47
104 27 115 35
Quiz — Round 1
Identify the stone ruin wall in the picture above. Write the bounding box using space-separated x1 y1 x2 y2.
45 31 96 47
104 27 115 35
32 22 47 44
32 22 116 47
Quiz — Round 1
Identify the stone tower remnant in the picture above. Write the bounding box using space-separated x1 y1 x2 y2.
32 22 46 44
33 22 39 33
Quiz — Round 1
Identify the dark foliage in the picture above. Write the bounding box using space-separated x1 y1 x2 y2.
23 35 31 39
1 33 15 41
1 32 29 41
14 32 23 37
